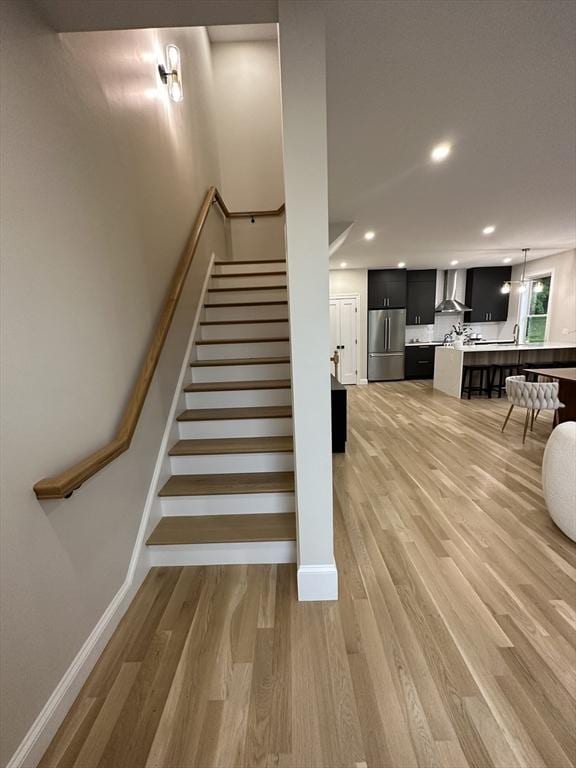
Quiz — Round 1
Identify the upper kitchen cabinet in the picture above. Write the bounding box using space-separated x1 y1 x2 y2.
406 269 436 325
368 269 407 309
464 266 512 323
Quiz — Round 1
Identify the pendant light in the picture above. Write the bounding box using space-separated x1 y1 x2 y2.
500 248 531 294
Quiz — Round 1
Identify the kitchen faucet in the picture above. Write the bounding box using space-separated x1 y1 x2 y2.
513 323 520 345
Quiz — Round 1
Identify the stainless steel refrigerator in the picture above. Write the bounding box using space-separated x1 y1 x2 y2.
368 308 406 381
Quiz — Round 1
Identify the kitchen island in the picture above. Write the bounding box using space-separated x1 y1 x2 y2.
433 342 576 398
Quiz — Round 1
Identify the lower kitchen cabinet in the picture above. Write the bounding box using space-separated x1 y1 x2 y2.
405 345 435 379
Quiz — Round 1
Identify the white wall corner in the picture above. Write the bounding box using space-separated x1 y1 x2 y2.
297 563 339 601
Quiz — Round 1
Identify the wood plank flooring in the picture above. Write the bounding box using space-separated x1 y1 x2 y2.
39 381 576 768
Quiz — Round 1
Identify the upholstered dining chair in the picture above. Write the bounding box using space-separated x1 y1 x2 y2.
501 375 564 443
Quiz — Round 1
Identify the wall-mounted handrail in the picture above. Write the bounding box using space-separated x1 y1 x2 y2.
213 189 285 219
33 187 285 500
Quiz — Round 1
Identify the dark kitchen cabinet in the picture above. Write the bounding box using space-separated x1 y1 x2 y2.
405 345 436 379
465 266 512 323
368 269 407 309
331 375 347 453
406 270 436 325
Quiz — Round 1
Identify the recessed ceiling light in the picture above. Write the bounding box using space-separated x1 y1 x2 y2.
430 142 452 162
364 231 375 241
503 257 511 263
340 261 347 268
398 262 406 268
450 260 459 265
482 225 496 235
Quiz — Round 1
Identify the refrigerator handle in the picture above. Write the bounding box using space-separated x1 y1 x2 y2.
386 316 390 351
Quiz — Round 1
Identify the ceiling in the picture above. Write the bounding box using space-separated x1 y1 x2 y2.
325 0 576 270
208 23 277 43
33 0 277 32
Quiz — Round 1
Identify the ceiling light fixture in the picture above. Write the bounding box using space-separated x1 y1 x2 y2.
398 262 406 268
450 260 459 265
430 142 452 162
482 225 496 235
158 44 183 102
364 231 375 241
501 248 531 294
340 261 347 268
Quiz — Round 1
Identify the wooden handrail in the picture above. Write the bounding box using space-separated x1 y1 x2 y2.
213 189 285 219
34 187 285 500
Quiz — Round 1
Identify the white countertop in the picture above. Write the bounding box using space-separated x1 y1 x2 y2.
406 338 514 347
436 342 575 353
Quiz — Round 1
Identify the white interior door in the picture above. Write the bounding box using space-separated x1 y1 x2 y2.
329 300 339 358
329 296 358 385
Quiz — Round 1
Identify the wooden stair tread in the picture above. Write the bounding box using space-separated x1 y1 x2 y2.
214 271 287 278
169 436 294 456
204 301 288 308
159 471 295 497
196 337 289 345
184 379 291 392
177 406 292 422
208 285 286 293
200 319 288 326
146 513 296 545
190 356 290 367
214 259 286 265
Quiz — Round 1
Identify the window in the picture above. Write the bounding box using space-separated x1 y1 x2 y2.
524 275 551 343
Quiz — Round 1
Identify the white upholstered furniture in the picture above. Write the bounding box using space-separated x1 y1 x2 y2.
502 375 564 443
542 421 576 541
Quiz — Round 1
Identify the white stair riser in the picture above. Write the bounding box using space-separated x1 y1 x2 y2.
200 321 289 341
204 304 289 322
185 388 291 409
148 540 296 566
207 289 287 304
178 417 292 439
191 363 291 382
213 262 286 275
196 340 290 360
169 452 294 475
211 275 287 289
160 491 295 516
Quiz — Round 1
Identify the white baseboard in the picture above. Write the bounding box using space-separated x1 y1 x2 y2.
297 563 339 601
359 378 368 386
6 257 216 768
5 571 145 768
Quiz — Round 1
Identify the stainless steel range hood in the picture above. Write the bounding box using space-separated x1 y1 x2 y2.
435 270 471 313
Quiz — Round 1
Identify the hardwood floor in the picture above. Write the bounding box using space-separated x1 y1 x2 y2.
39 381 576 768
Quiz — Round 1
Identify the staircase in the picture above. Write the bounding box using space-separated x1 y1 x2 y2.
145 257 296 565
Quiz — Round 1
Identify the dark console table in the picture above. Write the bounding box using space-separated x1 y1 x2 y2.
331 375 347 453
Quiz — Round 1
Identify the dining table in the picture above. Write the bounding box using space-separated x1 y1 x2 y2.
524 368 576 423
